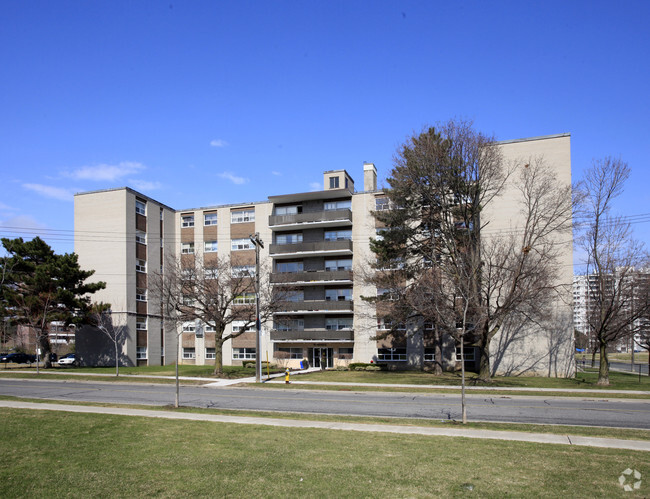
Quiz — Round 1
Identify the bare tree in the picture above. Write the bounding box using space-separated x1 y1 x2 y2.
150 253 286 376
89 304 127 376
369 120 573 386
576 157 650 385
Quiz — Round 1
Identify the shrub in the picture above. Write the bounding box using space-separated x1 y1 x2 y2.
365 365 381 371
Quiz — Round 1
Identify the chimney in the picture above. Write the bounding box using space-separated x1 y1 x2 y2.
363 162 377 191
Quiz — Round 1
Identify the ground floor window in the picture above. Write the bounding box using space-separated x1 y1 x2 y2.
205 348 216 359
424 348 436 362
183 347 196 359
455 347 476 361
276 347 303 359
233 347 256 360
136 346 147 360
377 347 406 361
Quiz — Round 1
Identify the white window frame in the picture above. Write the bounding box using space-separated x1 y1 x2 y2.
232 265 256 277
136 259 146 273
375 198 390 211
233 293 256 305
324 229 352 241
274 318 304 331
232 320 256 333
135 200 146 216
325 317 353 330
204 323 216 333
205 348 216 359
182 215 195 228
231 238 254 251
231 209 255 224
204 213 218 226
277 347 303 359
182 322 196 333
136 346 147 360
276 261 303 273
182 348 196 359
325 259 352 271
232 347 256 359
377 347 407 361
136 289 147 302
276 233 303 245
455 347 476 362
424 348 436 362
324 200 351 211
136 317 147 330
325 288 352 301
205 267 218 279
135 231 146 245
204 240 218 253
181 242 195 254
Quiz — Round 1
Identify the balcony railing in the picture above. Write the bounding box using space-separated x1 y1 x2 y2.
269 239 352 255
270 270 353 284
277 300 354 312
269 209 352 227
270 329 354 341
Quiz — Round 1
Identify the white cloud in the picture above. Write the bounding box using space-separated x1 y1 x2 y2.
65 161 145 181
217 172 248 185
0 214 47 231
271 171 282 176
22 183 74 202
210 139 229 148
309 182 322 191
0 201 15 212
128 179 162 192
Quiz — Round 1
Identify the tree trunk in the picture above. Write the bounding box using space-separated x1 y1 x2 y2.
114 340 119 377
591 347 597 368
597 342 609 385
38 333 52 368
478 336 491 382
432 327 443 376
212 339 224 376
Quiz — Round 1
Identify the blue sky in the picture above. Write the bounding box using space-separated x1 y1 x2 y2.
1 1 649 270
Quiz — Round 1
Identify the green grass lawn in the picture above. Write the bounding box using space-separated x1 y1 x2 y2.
1 407 648 497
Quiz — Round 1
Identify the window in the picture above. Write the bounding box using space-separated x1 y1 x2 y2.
325 288 352 301
205 348 216 359
276 261 303 273
204 240 218 252
204 323 216 333
273 318 304 331
455 347 476 362
378 348 407 361
339 347 354 356
377 318 406 331
136 259 146 273
231 238 254 251
275 205 301 215
424 348 436 362
276 233 303 245
183 348 196 359
233 347 256 360
135 200 146 216
375 228 386 241
231 209 255 223
182 295 195 307
325 317 353 330
324 200 351 211
204 213 218 226
136 289 147 302
329 177 339 189
232 320 256 333
377 288 399 301
283 290 304 302
135 231 146 245
136 317 147 330
205 267 218 279
325 258 352 271
234 293 256 305
181 215 194 228
136 347 147 360
375 198 390 211
182 322 196 333
277 347 303 359
324 229 351 241
181 242 195 254
232 265 255 277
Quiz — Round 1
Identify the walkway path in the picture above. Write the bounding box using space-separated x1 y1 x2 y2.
1 399 648 452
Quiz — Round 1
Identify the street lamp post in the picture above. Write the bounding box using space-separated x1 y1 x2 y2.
249 233 264 383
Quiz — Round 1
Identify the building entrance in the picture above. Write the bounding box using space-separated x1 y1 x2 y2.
309 347 333 369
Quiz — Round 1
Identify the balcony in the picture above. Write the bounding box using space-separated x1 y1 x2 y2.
270 239 352 258
270 269 353 285
276 300 354 313
271 329 354 342
269 209 352 229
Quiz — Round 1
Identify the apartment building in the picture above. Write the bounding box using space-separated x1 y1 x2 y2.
74 133 574 375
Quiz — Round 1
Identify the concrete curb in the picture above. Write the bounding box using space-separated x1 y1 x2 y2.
1 400 649 452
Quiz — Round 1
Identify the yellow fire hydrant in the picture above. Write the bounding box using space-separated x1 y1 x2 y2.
285 368 290 384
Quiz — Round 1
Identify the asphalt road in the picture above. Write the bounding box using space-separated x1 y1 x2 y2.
1 378 649 429
578 359 649 375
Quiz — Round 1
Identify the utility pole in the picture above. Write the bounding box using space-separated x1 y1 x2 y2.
249 233 264 383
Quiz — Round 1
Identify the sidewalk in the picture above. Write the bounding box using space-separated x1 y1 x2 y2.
1 399 648 452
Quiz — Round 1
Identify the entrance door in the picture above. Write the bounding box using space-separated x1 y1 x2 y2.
310 347 334 369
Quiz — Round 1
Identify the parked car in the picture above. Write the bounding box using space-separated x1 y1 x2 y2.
1 352 36 364
57 353 77 366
